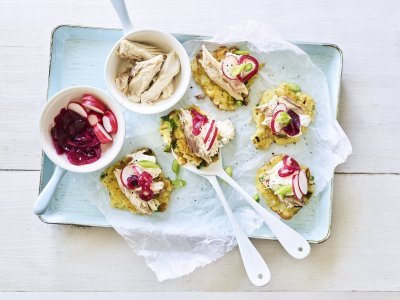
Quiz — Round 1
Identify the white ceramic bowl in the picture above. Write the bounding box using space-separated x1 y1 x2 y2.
39 86 126 173
104 29 191 115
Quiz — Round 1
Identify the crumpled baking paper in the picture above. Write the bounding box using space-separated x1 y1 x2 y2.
74 20 352 281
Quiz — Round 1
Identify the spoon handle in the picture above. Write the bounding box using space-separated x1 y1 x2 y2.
110 0 134 34
206 175 270 286
33 166 66 215
218 172 310 260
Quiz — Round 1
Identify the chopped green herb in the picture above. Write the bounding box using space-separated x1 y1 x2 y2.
163 144 171 152
169 119 177 131
276 111 292 126
274 185 293 197
172 159 180 176
236 100 243 107
137 160 159 169
160 121 172 133
253 194 260 202
287 83 301 92
172 179 186 188
244 63 253 71
234 50 250 55
224 166 233 177
231 63 253 76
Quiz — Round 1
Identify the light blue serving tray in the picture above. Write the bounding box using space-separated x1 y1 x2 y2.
39 25 342 243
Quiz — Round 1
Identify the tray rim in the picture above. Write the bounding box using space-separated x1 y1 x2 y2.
38 24 343 244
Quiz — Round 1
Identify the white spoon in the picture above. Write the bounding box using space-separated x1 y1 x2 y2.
176 151 311 260
173 152 270 286
33 166 66 215
206 176 271 286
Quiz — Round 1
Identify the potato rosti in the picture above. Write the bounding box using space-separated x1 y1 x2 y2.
100 148 173 215
191 45 260 111
256 154 314 220
160 106 235 167
252 83 315 149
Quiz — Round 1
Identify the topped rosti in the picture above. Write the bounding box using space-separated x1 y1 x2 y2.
191 45 261 111
252 82 315 149
160 105 235 168
256 154 314 220
100 148 173 215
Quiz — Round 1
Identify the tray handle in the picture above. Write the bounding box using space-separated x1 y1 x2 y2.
33 166 66 215
111 0 134 34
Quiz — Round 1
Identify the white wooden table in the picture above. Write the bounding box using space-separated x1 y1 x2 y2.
1 0 399 292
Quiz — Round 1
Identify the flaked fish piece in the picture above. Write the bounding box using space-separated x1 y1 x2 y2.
199 45 247 100
161 80 175 99
141 50 181 103
117 40 163 61
178 108 220 163
114 169 161 214
115 69 130 94
179 109 210 163
127 54 164 103
115 63 134 94
259 95 306 117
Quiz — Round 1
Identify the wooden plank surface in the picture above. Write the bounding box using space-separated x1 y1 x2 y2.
0 171 399 291
0 0 399 292
0 0 399 173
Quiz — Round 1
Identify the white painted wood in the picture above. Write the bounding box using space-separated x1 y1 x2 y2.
0 172 399 291
1 0 399 292
0 0 399 172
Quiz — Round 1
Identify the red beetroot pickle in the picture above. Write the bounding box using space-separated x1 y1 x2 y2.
51 108 101 165
126 175 139 189
282 109 301 137
138 171 153 188
190 109 208 136
139 187 154 201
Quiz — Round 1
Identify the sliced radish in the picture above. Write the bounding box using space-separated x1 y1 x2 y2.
283 155 301 170
102 111 118 134
88 112 102 126
270 110 284 134
81 94 107 114
67 102 88 118
237 55 259 82
278 166 296 177
132 166 141 176
273 103 287 114
207 127 218 151
93 123 112 144
204 119 215 144
221 54 240 80
120 165 136 188
298 170 308 194
292 173 303 200
270 116 281 134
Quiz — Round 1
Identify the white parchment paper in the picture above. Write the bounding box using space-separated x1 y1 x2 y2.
74 21 352 281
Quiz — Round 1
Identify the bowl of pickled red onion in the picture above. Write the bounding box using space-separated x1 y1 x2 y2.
39 86 125 173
